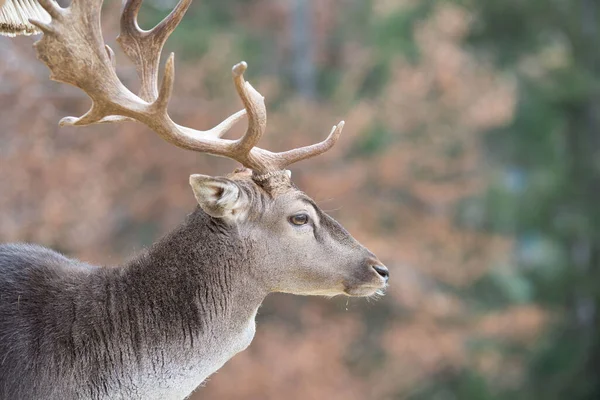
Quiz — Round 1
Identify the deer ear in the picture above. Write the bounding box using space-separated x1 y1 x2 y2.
189 174 248 220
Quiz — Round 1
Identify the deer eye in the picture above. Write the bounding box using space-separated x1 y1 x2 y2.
289 213 309 226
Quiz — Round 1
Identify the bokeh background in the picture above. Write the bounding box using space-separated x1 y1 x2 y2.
1 0 599 398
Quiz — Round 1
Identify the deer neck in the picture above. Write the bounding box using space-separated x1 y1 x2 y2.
114 208 266 361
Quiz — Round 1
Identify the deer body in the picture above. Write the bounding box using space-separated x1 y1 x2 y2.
0 210 264 400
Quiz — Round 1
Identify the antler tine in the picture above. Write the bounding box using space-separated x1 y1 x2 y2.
231 62 267 152
153 0 193 42
36 0 62 21
118 0 192 102
119 0 142 34
270 121 345 170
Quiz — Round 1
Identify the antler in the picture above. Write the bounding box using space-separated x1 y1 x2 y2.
30 0 344 175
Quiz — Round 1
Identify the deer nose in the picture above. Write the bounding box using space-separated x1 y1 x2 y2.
372 264 389 282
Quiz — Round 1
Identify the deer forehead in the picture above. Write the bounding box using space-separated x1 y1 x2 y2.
225 173 318 217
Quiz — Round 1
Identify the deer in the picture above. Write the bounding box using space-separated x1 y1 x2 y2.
0 0 389 398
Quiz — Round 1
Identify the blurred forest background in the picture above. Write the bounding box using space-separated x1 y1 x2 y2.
1 0 600 398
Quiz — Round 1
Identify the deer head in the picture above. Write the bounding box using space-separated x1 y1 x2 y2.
187 170 387 297
28 0 389 297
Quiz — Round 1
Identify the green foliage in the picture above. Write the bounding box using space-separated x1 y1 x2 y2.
451 0 600 398
357 61 391 99
370 3 434 63
137 0 239 60
407 369 496 400
348 122 393 158
467 266 534 309
464 0 571 67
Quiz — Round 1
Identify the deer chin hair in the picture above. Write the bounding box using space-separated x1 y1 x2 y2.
343 285 388 297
